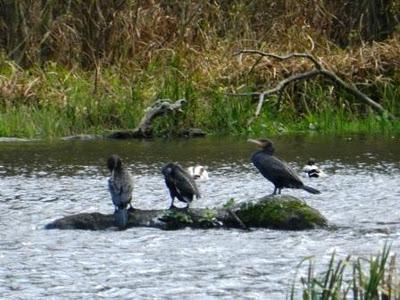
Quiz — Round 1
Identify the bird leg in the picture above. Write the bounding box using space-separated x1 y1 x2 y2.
169 198 176 210
273 187 278 195
278 188 282 194
128 204 135 212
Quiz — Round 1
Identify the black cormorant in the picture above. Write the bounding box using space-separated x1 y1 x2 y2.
162 163 201 209
248 138 321 195
303 158 326 178
187 165 209 180
107 155 134 229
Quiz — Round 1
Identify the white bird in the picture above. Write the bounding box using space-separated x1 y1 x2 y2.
187 165 209 180
303 158 326 178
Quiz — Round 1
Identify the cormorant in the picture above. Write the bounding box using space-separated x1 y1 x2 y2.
303 158 326 178
248 138 321 195
187 165 209 180
162 163 201 209
107 155 134 229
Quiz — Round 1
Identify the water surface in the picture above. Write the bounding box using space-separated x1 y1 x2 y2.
1 135 399 299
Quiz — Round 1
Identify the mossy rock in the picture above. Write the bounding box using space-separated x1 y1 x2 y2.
234 195 327 230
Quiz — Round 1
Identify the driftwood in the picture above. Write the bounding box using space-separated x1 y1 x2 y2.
45 195 328 231
60 98 205 140
231 51 395 124
107 98 189 139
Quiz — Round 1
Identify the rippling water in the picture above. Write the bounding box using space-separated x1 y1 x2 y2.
1 135 400 299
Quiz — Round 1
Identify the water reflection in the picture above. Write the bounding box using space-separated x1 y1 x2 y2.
0 135 399 299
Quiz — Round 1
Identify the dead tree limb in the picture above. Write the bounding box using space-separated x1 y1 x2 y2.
107 98 187 139
136 98 187 136
231 50 395 123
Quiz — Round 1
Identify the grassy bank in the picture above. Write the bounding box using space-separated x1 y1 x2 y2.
0 1 399 138
0 56 399 139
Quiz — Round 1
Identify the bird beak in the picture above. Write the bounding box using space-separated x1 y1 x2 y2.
247 139 264 147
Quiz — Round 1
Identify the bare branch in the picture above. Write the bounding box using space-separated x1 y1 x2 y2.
234 50 322 69
230 50 395 123
320 69 392 118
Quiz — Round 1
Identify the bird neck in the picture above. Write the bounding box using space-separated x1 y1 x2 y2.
112 166 123 175
262 147 274 155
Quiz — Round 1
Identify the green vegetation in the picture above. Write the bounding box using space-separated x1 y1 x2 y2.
160 210 194 230
0 1 399 138
236 195 327 230
291 244 398 300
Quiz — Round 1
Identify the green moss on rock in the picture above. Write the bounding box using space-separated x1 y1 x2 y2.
159 210 194 230
235 195 327 230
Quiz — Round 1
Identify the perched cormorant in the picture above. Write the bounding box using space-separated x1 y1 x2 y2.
303 158 326 178
187 165 209 180
107 155 134 229
248 138 321 195
162 163 201 209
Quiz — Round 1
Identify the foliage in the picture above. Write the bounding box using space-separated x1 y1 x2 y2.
290 243 400 300
1 1 398 67
0 1 399 138
223 198 236 209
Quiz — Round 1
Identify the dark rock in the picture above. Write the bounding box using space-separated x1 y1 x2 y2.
45 212 114 230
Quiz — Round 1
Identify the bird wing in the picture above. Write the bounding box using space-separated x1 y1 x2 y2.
119 169 133 205
108 169 133 208
108 176 121 207
173 166 201 198
269 156 303 186
253 153 303 187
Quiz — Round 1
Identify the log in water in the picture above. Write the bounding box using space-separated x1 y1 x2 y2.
45 195 328 231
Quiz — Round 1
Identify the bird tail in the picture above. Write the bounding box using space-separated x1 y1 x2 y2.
114 208 128 229
302 185 321 194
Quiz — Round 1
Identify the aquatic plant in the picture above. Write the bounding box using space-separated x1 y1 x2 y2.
290 243 399 300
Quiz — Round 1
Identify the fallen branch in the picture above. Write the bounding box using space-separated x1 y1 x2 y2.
231 50 395 124
107 98 187 139
227 208 250 231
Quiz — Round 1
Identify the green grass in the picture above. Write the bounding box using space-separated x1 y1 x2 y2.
290 244 399 300
0 58 399 139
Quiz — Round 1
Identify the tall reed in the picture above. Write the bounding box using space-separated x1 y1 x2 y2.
290 244 399 300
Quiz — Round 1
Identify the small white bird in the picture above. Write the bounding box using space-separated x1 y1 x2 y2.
187 165 209 181
303 158 326 178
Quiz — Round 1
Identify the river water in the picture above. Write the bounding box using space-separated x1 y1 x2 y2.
0 135 399 299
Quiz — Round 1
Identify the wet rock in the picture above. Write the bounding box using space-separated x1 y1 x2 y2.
45 212 114 230
45 195 327 231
